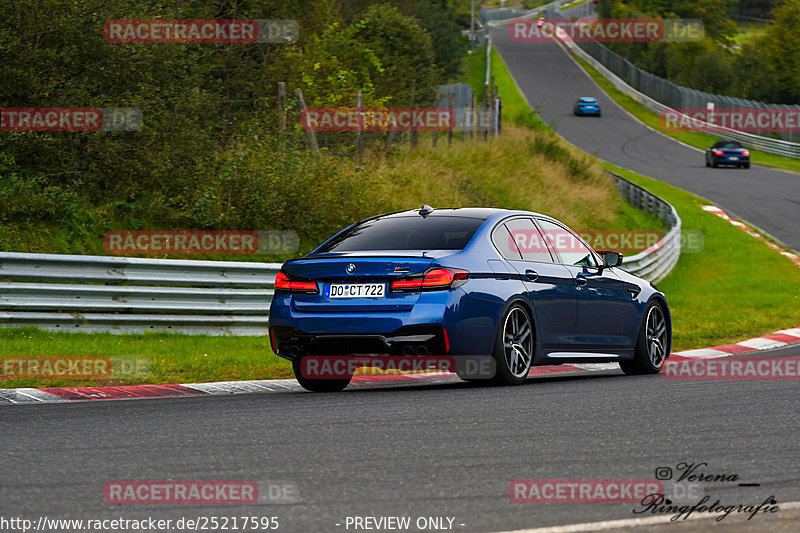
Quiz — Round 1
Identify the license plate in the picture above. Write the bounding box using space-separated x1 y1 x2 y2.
325 283 385 298
730 156 738 160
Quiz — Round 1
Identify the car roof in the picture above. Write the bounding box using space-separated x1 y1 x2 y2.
378 207 508 220
579 97 598 102
362 207 560 226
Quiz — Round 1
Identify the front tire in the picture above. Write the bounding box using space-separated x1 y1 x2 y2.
491 303 534 385
620 301 669 375
292 357 352 392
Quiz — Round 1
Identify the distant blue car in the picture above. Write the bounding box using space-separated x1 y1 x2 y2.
269 206 671 391
574 96 601 116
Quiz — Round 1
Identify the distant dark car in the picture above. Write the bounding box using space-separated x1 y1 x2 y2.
574 97 601 116
706 140 750 169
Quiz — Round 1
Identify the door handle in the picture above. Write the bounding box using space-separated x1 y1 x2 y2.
576 274 588 286
525 269 539 281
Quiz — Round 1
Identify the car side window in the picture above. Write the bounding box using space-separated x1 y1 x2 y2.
503 218 554 263
491 224 522 260
536 218 598 268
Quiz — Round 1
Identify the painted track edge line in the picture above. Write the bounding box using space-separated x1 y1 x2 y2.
1 325 797 405
489 500 800 533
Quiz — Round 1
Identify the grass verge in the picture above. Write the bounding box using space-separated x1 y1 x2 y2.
605 162 800 350
0 328 292 389
569 51 800 174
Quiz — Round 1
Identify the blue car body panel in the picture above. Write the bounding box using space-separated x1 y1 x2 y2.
574 97 601 116
268 209 671 365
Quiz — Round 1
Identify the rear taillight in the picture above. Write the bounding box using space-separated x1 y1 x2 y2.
269 327 278 353
275 271 318 294
742 151 750 156
390 268 469 292
713 150 724 156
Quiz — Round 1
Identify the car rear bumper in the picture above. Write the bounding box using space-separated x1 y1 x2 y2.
714 155 749 164
270 324 450 361
268 288 502 358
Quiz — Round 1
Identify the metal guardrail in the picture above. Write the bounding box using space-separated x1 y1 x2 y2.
550 21 800 157
609 172 681 283
0 252 280 335
0 175 680 336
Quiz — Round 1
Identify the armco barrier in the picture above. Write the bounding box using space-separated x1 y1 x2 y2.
0 179 679 334
0 253 280 335
609 172 681 282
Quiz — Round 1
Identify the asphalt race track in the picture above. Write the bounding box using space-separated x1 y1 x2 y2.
2 345 800 532
490 28 800 253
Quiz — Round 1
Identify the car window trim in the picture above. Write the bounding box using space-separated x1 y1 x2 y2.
494 216 556 264
534 217 601 268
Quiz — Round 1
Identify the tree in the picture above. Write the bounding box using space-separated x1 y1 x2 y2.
354 4 441 105
416 0 467 82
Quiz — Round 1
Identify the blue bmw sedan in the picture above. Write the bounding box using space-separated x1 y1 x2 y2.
269 206 671 391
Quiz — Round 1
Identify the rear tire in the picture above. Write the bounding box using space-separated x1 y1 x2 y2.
705 157 711 167
711 159 718 168
743 163 750 169
292 357 352 392
491 303 534 385
620 301 669 375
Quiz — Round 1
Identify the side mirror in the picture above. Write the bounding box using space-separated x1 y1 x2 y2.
598 251 623 268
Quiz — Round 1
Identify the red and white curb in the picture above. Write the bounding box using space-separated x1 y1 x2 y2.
2 327 798 405
702 205 800 266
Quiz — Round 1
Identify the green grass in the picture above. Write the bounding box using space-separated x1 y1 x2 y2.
560 0 590 10
569 52 800 174
604 162 800 350
0 328 292 389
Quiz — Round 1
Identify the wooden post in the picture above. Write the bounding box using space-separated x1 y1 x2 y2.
448 92 454 146
497 96 502 135
355 90 363 162
386 129 396 153
471 93 477 141
409 80 418 150
278 82 286 159
462 99 468 142
482 83 489 141
433 90 440 148
294 88 320 157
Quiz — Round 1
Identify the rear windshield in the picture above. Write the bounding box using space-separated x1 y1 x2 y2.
315 216 483 252
715 141 742 148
